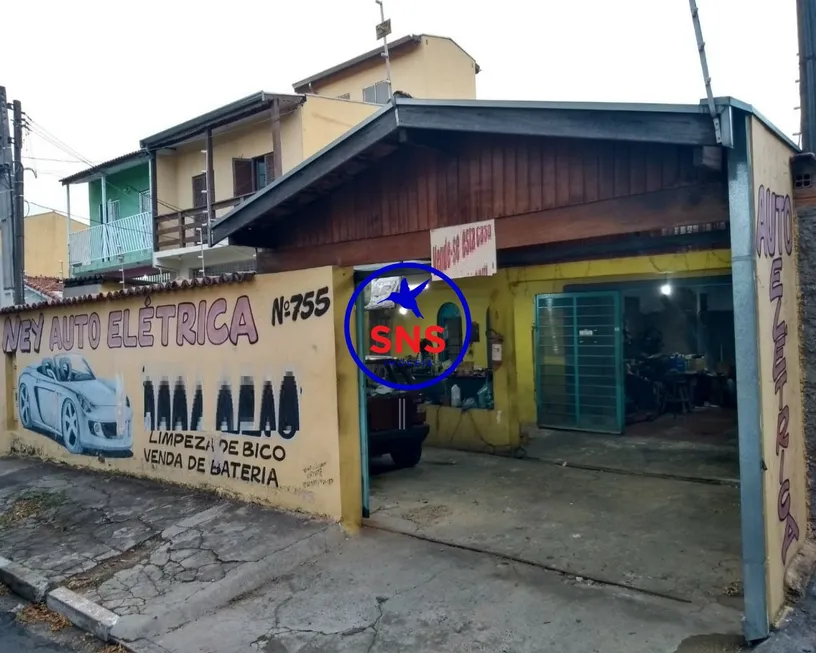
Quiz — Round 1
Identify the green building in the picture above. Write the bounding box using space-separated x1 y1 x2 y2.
61 151 154 278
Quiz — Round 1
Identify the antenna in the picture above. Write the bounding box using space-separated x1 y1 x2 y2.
374 0 393 100
688 0 722 144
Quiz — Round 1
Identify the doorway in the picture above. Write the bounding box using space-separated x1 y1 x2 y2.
534 291 623 434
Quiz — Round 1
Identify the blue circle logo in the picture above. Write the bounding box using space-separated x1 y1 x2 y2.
343 262 472 391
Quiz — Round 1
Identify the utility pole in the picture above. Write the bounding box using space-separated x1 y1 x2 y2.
688 0 722 144
11 99 24 305
797 0 816 152
0 88 14 308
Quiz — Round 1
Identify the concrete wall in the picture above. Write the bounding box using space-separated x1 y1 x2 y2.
0 268 361 525
749 117 808 622
308 36 477 101
795 203 816 538
8 211 86 278
421 36 478 100
299 96 379 160
392 272 519 453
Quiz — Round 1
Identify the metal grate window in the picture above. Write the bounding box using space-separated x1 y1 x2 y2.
795 172 812 189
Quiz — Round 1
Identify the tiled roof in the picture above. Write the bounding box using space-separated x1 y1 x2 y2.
63 273 116 288
24 276 64 301
4 272 255 315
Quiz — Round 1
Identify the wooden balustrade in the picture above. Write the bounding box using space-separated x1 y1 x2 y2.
153 195 250 251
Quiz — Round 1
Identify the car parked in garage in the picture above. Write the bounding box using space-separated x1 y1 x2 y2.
366 356 429 468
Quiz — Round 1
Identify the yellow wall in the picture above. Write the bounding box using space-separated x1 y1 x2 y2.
3 211 86 278
0 268 360 523
309 35 477 101
421 36 478 100
300 96 379 160
155 98 378 221
388 273 520 454
157 116 291 218
749 117 807 622
155 156 178 218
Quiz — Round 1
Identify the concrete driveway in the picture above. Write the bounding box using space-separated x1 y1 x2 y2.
368 447 742 607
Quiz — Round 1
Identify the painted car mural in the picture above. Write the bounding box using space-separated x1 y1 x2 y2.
18 354 133 456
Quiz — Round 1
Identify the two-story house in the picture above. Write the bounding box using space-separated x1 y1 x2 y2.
144 92 380 277
61 33 478 281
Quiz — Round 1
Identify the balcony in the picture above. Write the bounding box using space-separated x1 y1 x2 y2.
153 196 256 276
154 196 247 252
69 211 154 276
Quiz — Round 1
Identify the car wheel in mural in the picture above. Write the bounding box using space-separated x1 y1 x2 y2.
17 354 134 458
18 382 32 429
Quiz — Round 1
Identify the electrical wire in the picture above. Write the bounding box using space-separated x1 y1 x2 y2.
26 200 91 223
22 123 167 238
24 117 183 216
22 155 89 164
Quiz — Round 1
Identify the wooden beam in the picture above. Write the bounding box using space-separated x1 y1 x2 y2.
256 183 728 272
258 232 429 272
496 182 728 249
271 99 283 179
396 104 720 146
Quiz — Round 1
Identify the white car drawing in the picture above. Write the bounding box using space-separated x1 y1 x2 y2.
17 354 133 455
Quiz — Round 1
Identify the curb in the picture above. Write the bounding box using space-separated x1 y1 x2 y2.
46 586 119 643
0 555 127 647
0 556 52 602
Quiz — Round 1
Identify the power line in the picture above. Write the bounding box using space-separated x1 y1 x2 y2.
22 154 88 164
23 103 303 231
24 117 183 216
26 200 90 222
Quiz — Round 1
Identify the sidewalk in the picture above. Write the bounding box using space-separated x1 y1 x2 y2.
0 456 746 652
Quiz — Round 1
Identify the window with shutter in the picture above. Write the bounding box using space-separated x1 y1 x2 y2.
232 159 254 197
192 174 207 209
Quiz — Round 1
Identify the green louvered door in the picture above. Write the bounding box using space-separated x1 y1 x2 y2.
534 292 623 434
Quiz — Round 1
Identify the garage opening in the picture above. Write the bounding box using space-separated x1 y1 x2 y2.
359 251 742 622
526 275 739 486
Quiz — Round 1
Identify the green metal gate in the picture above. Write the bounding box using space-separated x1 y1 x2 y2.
534 292 623 434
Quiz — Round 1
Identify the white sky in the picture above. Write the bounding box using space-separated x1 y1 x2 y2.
3 0 799 224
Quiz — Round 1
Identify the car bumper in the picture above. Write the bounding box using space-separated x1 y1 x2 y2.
81 419 133 451
368 424 429 456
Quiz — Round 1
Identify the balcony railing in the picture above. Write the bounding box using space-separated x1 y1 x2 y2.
154 195 248 252
70 211 154 270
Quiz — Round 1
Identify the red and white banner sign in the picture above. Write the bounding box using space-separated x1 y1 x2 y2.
430 219 497 280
